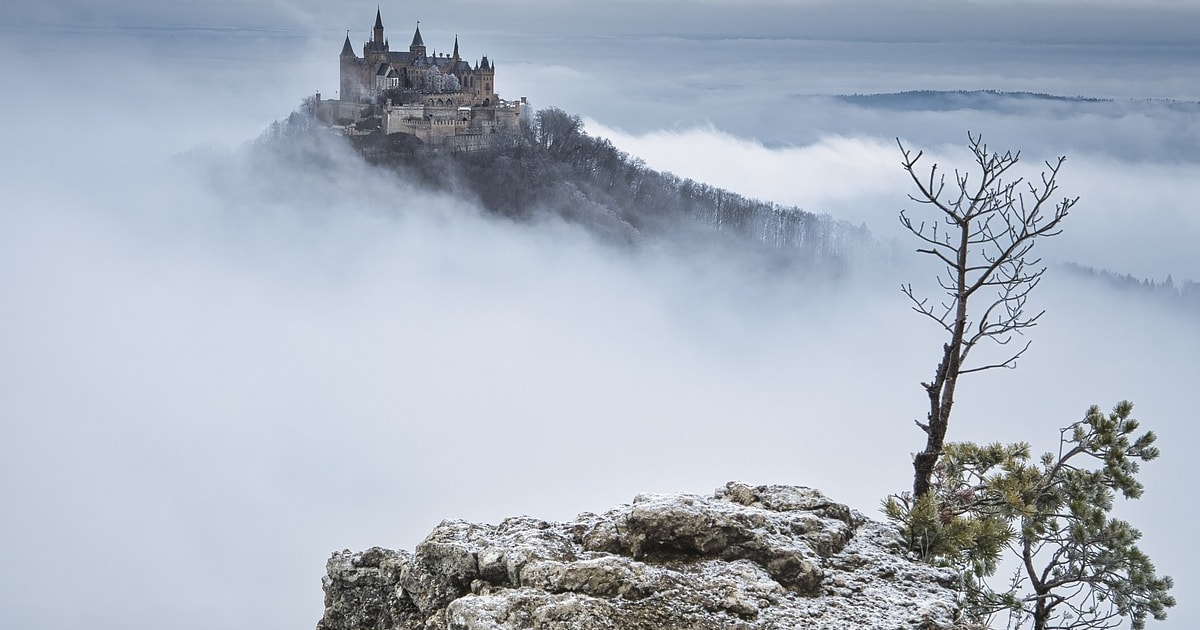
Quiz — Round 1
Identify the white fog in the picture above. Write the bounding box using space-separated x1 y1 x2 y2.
2 2 1198 629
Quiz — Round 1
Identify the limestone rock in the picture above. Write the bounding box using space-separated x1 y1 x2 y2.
316 482 963 630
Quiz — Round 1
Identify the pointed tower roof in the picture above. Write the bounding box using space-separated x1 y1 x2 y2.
452 35 460 59
371 7 386 47
411 23 425 47
340 32 355 57
480 55 491 70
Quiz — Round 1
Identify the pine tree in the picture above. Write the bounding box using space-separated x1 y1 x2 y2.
885 402 1175 629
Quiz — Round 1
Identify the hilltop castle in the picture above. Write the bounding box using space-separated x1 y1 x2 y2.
323 7 526 150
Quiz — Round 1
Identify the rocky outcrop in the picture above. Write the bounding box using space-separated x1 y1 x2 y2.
316 482 963 630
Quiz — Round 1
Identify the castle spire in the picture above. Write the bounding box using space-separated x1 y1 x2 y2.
409 20 427 58
452 35 460 60
373 7 385 45
340 31 355 58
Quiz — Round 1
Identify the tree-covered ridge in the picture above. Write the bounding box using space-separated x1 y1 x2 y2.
1060 262 1200 315
837 91 1200 120
840 90 1109 109
263 104 886 278
837 90 1121 115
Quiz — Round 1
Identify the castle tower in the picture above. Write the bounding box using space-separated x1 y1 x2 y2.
410 22 427 59
477 55 496 103
339 32 359 101
338 8 504 107
364 7 390 66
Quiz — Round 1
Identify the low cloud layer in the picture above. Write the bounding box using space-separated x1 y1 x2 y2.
5 124 1195 630
0 125 925 629
588 120 1200 281
2 14 1198 630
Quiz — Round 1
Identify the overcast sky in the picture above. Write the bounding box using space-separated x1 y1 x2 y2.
2 2 1198 630
5 0 1200 44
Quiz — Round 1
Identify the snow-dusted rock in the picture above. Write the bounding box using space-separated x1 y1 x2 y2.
316 482 963 630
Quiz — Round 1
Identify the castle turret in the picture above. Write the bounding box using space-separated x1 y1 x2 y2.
476 55 496 103
340 31 363 101
452 35 460 61
363 8 390 67
410 22 427 58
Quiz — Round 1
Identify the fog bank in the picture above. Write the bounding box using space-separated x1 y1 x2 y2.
3 13 1198 630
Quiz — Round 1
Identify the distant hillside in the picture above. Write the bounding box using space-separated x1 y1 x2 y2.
834 90 1200 115
837 90 1108 112
1060 262 1200 315
261 106 890 279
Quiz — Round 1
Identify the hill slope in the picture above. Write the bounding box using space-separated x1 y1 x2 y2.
260 106 889 280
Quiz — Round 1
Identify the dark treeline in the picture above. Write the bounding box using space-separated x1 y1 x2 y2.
262 105 887 278
837 90 1109 113
1061 261 1200 314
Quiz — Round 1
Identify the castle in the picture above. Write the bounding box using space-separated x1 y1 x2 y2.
322 7 526 150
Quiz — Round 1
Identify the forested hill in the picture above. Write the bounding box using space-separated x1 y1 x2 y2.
1060 262 1200 315
260 107 888 279
836 90 1110 112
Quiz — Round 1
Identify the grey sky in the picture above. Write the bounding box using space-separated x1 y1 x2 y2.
2 3 1198 630
5 0 1200 45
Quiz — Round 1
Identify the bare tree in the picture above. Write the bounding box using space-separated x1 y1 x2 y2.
534 107 583 156
898 133 1077 498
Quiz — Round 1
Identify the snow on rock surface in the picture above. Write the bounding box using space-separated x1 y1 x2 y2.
316 482 964 630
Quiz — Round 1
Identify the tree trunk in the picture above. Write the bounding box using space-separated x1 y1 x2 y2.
913 224 969 498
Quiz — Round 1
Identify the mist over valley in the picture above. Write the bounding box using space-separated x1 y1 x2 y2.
2 4 1198 629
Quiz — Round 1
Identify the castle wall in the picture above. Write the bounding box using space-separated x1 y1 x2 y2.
315 100 369 126
339 59 374 104
382 101 525 149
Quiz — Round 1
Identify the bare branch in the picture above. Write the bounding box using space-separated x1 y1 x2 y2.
901 133 1074 500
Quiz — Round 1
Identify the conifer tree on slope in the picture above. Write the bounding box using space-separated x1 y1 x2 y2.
884 402 1175 629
